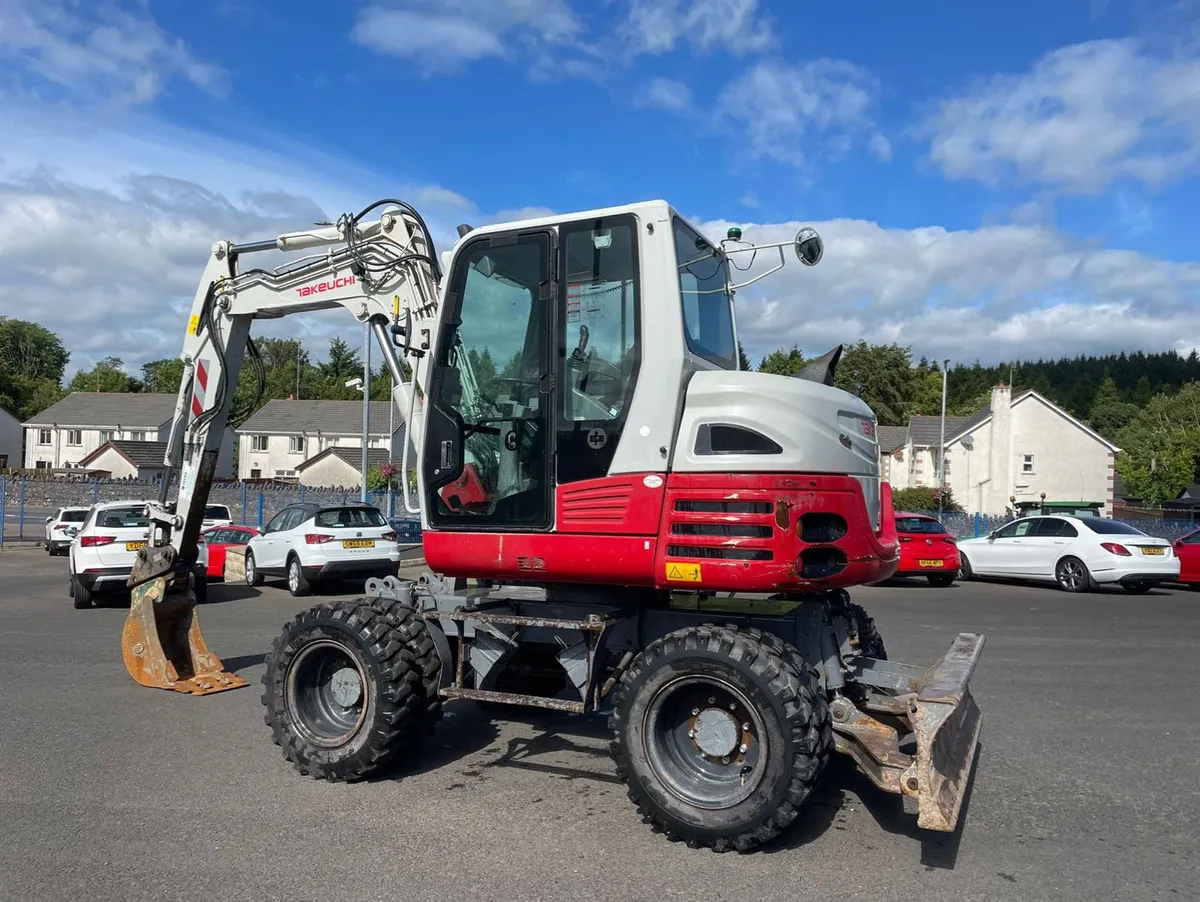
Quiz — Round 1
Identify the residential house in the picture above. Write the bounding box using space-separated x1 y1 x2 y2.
1162 486 1200 521
22 392 235 478
885 383 1120 516
0 406 21 469
876 425 908 486
74 441 171 481
234 399 404 482
296 446 394 490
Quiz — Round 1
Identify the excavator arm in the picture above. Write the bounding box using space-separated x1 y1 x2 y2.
122 198 447 695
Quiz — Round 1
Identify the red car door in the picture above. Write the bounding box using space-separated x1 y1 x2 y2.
1174 528 1200 585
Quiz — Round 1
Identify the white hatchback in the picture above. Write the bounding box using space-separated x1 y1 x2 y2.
242 501 402 596
44 506 90 555
69 500 208 608
956 514 1180 593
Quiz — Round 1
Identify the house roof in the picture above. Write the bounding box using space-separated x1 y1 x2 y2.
1163 485 1200 508
235 399 399 436
876 425 908 453
78 440 169 470
23 392 178 428
296 445 393 473
907 415 971 447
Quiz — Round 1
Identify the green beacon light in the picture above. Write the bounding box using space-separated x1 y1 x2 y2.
727 226 742 241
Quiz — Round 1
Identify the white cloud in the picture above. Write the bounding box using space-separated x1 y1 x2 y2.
698 215 1200 365
716 59 886 167
351 0 582 74
633 77 692 111
0 0 227 107
921 37 1200 194
617 0 775 56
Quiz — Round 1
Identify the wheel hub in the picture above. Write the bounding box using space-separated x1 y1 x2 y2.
693 707 739 758
330 666 363 706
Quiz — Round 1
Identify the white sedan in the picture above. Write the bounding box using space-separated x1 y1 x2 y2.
956 514 1180 594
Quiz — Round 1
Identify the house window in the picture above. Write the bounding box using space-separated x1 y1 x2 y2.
99 430 113 443
38 428 51 445
289 435 304 454
67 429 82 446
250 467 262 479
251 435 269 452
1021 454 1035 474
35 460 50 469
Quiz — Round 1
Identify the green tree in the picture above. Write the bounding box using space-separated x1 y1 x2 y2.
1088 373 1138 440
1114 381 1200 503
834 340 916 426
140 358 185 394
737 341 751 371
0 317 70 419
891 485 963 513
316 336 364 399
66 357 139 393
757 344 808 376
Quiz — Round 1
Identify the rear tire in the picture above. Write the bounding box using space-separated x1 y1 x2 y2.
1055 556 1092 593
72 576 92 609
261 597 443 781
287 555 311 597
927 573 956 588
958 554 974 581
244 550 264 587
609 624 831 853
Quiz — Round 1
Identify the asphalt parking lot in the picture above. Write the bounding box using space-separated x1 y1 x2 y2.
1 549 1197 902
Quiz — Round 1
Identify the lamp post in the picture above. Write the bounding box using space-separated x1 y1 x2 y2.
938 358 951 515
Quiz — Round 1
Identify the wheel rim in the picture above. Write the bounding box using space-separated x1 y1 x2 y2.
284 639 368 747
1059 560 1084 589
288 561 299 592
641 675 768 810
245 555 255 583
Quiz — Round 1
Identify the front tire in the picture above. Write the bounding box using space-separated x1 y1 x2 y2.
287 556 311 597
1055 556 1092 593
244 550 264 587
261 597 443 781
609 624 831 853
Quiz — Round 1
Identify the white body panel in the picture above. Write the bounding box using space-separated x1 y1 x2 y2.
957 515 1180 585
672 370 882 527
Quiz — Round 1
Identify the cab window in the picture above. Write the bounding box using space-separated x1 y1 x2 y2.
673 217 736 369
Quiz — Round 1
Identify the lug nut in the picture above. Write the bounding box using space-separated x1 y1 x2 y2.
742 722 750 731
708 697 716 704
692 708 699 716
739 743 747 753
688 729 695 738
721 756 730 764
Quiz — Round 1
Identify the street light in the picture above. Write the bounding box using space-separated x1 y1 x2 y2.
345 375 368 500
938 358 951 515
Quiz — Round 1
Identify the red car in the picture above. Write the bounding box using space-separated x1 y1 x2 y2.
893 512 961 586
1172 527 1200 587
200 524 259 580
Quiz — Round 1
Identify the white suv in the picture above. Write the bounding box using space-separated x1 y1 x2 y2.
201 504 233 529
69 499 208 608
45 506 90 555
243 501 402 596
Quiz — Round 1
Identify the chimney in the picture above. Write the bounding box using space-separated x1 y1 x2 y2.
985 381 1013 513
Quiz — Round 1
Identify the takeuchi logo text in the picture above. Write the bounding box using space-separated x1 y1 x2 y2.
297 275 356 298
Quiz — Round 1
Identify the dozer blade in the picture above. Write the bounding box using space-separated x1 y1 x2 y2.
907 632 985 832
122 550 247 696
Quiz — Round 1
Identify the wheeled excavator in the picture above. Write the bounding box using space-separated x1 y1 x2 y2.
122 197 985 853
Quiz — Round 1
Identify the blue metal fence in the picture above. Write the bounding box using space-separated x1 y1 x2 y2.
904 509 1198 540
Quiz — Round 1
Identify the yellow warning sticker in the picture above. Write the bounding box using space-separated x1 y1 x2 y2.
188 314 200 336
666 562 702 582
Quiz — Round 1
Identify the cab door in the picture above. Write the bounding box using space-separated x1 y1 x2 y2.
422 230 556 532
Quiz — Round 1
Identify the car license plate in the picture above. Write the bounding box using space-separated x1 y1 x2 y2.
1140 546 1165 555
125 541 147 551
918 559 942 567
343 539 375 549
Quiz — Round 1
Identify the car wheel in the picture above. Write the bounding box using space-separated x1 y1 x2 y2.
287 555 312 597
244 550 264 587
1055 556 1092 593
958 555 974 581
73 576 93 609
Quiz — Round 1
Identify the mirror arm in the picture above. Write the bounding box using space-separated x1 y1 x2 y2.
726 245 786 291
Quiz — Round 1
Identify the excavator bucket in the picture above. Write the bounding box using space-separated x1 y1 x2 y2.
907 632 985 832
121 546 248 696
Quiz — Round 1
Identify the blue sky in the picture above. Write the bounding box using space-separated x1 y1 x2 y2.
1 0 1198 377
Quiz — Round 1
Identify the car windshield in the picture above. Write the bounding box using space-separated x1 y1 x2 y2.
1080 519 1147 536
97 505 149 528
896 516 948 534
204 505 231 518
314 507 388 528
61 510 88 522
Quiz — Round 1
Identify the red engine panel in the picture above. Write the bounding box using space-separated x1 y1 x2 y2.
422 472 899 593
655 473 898 592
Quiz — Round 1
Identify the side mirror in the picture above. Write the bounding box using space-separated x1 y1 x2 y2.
794 227 823 266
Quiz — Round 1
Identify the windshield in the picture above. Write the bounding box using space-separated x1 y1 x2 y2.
896 516 948 534
673 217 737 369
1081 519 1147 536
